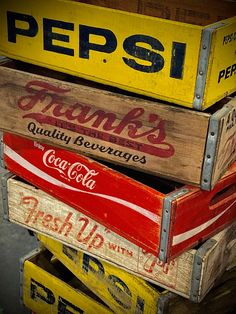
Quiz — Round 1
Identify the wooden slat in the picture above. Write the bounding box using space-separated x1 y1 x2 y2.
77 0 236 25
22 251 112 314
8 177 236 300
0 65 210 185
197 221 236 300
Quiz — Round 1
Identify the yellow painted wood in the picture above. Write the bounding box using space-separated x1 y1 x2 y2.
38 234 161 314
204 17 236 110
1 0 228 109
22 252 112 314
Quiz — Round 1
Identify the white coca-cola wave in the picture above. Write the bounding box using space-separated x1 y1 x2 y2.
42 149 98 189
172 200 236 246
4 145 160 224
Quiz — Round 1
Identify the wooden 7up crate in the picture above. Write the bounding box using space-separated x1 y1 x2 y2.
0 0 235 109
2 172 236 302
0 60 235 189
38 221 236 304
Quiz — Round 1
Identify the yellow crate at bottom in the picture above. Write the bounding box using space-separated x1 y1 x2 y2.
38 234 162 314
20 249 113 314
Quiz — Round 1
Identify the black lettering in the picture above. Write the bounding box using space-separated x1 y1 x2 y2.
106 147 114 154
136 296 145 313
28 122 37 135
7 11 38 43
99 146 109 152
82 253 105 275
58 296 84 314
62 244 77 262
170 42 186 79
225 65 231 79
84 141 92 148
74 136 84 146
218 69 225 83
79 25 117 58
30 278 55 304
114 150 124 157
138 156 147 164
43 18 74 56
73 135 146 164
231 64 236 76
107 274 132 309
123 35 164 73
123 152 132 162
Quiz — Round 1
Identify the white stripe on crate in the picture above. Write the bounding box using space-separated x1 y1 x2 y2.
172 200 236 246
4 144 160 224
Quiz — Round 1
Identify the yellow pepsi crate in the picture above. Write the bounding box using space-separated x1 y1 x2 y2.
20 249 113 314
37 235 162 313
0 0 235 110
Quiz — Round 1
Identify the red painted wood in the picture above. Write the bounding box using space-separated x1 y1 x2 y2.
3 133 164 254
170 171 236 258
3 133 236 260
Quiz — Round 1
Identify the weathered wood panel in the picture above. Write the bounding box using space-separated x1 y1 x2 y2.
79 0 236 25
0 64 207 185
7 176 236 301
212 98 236 187
0 63 235 188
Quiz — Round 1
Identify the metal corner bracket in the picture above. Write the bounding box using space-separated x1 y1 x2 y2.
201 103 232 190
0 170 14 220
158 188 189 262
190 238 217 302
19 248 41 306
0 133 5 169
193 22 225 110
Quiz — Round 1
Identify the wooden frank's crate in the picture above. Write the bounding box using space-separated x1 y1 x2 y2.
0 61 235 190
37 237 162 314
0 0 235 109
20 249 113 313
2 134 236 261
2 171 236 301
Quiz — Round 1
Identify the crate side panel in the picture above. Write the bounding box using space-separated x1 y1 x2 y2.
0 0 202 107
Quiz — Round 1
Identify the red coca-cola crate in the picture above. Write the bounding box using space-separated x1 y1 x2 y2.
2 133 236 261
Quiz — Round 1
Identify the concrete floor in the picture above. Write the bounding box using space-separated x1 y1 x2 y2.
0 169 39 314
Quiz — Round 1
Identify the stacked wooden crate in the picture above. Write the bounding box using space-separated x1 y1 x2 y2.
0 0 235 313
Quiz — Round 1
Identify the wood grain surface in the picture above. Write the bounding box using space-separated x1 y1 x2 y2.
7 176 236 301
